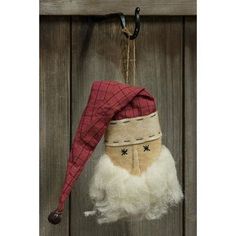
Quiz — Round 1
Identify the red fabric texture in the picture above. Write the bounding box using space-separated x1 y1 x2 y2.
56 80 157 211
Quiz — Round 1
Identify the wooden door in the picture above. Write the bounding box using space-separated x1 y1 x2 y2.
40 2 196 236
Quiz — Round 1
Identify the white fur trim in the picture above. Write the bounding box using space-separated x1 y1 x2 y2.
86 145 183 224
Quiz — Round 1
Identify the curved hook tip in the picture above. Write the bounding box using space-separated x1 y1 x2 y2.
135 7 140 13
119 7 141 40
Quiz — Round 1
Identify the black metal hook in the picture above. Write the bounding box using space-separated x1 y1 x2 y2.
119 7 140 40
92 7 141 40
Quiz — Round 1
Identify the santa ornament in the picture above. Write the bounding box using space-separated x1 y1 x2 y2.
48 80 183 224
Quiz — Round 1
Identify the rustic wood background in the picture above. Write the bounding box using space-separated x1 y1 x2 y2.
40 12 196 236
40 0 196 15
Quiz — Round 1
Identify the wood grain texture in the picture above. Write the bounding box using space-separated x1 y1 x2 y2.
130 16 184 236
184 16 197 236
70 16 129 236
40 16 70 236
39 15 196 236
40 0 196 16
70 16 184 236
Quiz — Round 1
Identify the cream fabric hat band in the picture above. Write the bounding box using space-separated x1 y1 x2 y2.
104 112 162 146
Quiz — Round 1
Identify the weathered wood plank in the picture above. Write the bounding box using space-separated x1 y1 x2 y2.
40 0 196 16
70 16 184 236
40 16 70 236
128 16 183 236
70 16 130 236
184 16 197 236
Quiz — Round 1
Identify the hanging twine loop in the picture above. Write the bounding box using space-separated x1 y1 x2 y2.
122 27 136 86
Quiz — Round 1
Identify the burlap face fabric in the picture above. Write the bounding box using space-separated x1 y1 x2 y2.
104 111 163 175
105 139 162 175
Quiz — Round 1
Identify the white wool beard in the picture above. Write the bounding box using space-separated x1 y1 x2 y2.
85 145 183 224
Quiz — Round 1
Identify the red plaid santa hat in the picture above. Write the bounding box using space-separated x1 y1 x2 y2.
48 80 158 224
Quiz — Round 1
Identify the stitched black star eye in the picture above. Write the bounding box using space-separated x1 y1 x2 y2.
121 148 128 156
143 145 150 152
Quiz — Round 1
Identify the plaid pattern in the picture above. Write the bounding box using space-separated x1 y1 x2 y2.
57 80 157 211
